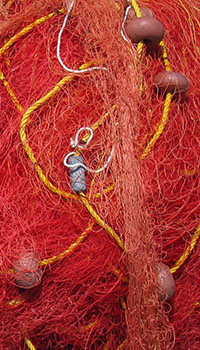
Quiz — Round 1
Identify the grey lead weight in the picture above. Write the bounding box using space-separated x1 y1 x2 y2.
68 155 87 193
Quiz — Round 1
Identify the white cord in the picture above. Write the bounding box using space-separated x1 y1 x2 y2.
63 126 114 173
120 5 132 43
70 127 93 149
57 0 107 74
63 148 114 173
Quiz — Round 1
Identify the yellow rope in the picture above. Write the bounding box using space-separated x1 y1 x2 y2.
3 0 14 7
130 0 143 56
25 338 36 350
111 265 128 283
0 70 23 112
131 0 142 17
1 1 168 255
2 223 93 275
7 296 24 307
82 105 116 144
39 222 94 265
80 320 98 332
170 224 200 273
17 65 123 249
0 8 67 116
35 164 78 200
129 1 200 276
104 337 111 350
120 297 127 310
20 75 74 135
159 41 171 71
80 194 125 250
140 39 172 160
140 92 172 160
130 3 172 159
95 184 115 198
0 6 124 256
0 11 64 58
60 320 98 334
19 63 93 201
117 341 125 350
0 10 66 113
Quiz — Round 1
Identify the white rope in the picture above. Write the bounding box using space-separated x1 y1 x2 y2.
64 148 114 173
57 0 107 74
64 127 114 173
70 127 93 149
120 5 132 43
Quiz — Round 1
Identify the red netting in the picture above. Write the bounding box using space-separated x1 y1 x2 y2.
0 0 199 349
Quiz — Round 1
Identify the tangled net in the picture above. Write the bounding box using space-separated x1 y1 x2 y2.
0 0 199 349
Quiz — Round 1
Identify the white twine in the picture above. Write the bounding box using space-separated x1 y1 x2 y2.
120 5 132 43
70 127 93 149
64 127 114 173
57 0 107 74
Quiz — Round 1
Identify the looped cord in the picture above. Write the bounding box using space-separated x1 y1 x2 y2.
64 126 114 173
57 0 107 73
70 127 93 149
64 149 114 174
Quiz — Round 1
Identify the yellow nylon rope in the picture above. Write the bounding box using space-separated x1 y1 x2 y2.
0 11 63 58
140 41 172 159
95 184 115 198
25 338 36 350
0 11 121 251
0 10 64 114
140 92 172 160
131 0 142 17
171 224 200 273
39 222 94 265
131 0 143 56
56 320 99 335
103 337 111 350
19 74 81 201
7 296 24 307
20 90 124 249
3 0 14 7
129 3 172 161
82 105 116 143
159 40 171 71
117 341 125 350
80 194 124 250
0 70 23 112
127 1 200 291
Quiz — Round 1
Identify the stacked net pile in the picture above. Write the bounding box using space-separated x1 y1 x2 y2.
0 0 199 349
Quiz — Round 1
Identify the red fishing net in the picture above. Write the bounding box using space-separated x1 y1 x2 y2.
0 0 199 349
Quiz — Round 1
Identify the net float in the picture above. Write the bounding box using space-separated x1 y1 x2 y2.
157 263 175 301
124 17 165 44
68 155 87 193
153 71 190 93
13 252 43 289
